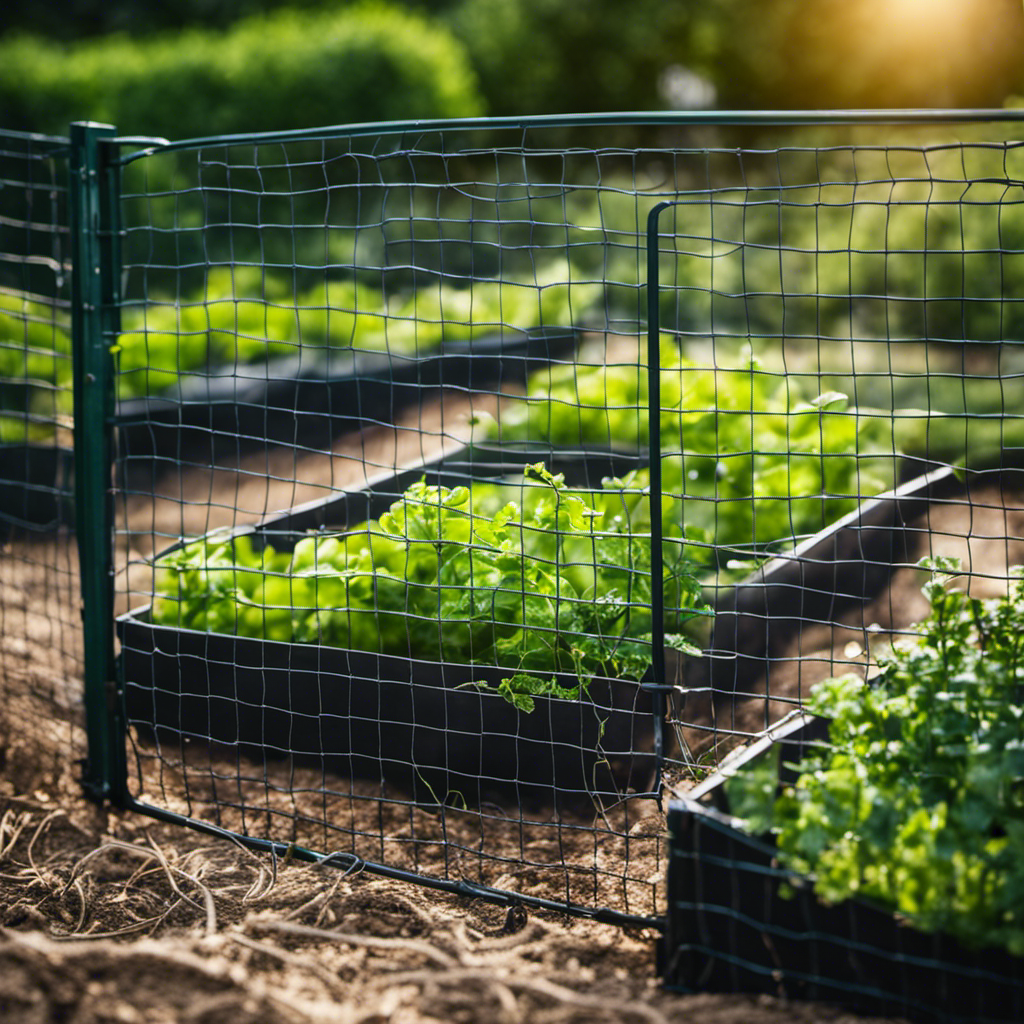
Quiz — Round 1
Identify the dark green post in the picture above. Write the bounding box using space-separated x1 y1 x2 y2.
70 122 124 803
646 203 669 693
643 202 671 784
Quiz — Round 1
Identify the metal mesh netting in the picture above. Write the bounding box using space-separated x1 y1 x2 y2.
653 139 1024 772
0 129 83 792
113 125 675 921
104 117 1024 941
647 135 1024 1018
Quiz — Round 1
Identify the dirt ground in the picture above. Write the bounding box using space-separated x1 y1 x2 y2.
0 797 899 1024
9 390 1022 1023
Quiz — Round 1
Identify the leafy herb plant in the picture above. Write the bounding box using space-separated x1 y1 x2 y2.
728 558 1024 956
494 345 900 576
0 292 73 442
115 263 597 399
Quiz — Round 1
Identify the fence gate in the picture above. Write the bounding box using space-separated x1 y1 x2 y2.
7 112 1024 935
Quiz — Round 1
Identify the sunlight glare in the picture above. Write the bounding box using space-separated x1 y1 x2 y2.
817 0 1008 107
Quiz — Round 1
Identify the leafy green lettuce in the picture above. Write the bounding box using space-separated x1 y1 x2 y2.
151 463 710 710
495 344 899 574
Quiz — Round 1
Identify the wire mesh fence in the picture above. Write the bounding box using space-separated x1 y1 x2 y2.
651 137 1024 772
111 122 684 922
99 117 1024 942
0 129 84 794
643 128 1024 1019
3 112 1024 1010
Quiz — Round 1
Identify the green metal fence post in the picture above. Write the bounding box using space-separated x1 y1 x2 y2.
646 203 669 694
69 121 124 804
642 201 672 784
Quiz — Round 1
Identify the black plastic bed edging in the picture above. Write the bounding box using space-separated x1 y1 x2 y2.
250 439 649 536
113 327 578 466
685 463 966 702
659 714 1024 1024
0 442 74 537
116 443 660 808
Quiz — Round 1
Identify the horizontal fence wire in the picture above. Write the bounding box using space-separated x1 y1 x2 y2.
0 129 84 795
100 114 1024 953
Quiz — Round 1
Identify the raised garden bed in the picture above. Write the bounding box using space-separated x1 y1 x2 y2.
114 328 578 465
685 464 963 701
1 330 578 526
660 712 1024 1023
115 456 968 810
659 468 1024 1024
116 445 660 807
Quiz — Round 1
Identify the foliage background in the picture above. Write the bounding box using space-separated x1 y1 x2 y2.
3 0 1024 138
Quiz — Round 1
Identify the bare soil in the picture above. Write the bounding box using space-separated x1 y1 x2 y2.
0 790 901 1024
10 391 1021 1022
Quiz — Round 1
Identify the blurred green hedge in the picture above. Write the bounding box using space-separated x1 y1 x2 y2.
447 0 698 115
0 2 484 139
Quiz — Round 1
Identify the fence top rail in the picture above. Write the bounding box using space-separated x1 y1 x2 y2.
0 127 71 148
107 108 1024 163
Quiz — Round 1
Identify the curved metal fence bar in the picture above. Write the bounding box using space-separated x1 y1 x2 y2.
110 107 1024 164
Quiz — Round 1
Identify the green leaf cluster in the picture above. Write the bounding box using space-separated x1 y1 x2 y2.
150 465 710 710
0 295 69 385
730 559 1024 956
0 292 73 441
664 169 1024 348
0 260 598 413
115 263 597 399
497 345 899 572
550 154 1024 357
